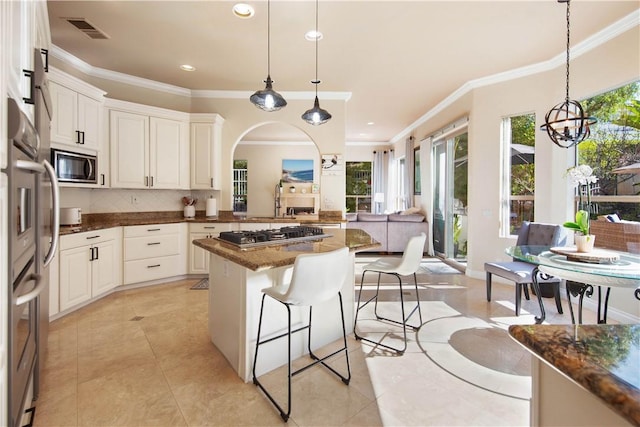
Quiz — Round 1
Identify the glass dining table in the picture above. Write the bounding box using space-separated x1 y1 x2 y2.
506 245 640 324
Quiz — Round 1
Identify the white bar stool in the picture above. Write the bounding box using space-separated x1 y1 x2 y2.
354 232 427 354
252 247 351 422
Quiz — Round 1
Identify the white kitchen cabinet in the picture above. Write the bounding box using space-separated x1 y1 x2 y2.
123 223 187 284
5 0 34 118
110 110 148 188
58 227 122 312
110 105 189 189
49 81 102 149
150 117 189 189
188 223 234 274
48 246 59 317
190 114 225 190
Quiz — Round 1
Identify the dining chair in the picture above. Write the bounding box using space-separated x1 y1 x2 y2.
252 247 351 422
353 232 427 354
484 221 567 316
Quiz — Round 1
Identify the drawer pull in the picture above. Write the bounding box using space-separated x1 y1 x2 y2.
204 226 216 229
147 228 161 232
147 242 161 246
86 235 100 240
147 264 161 268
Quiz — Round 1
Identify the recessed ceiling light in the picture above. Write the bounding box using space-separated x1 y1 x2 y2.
304 30 323 41
367 122 375 126
233 3 255 19
180 64 196 71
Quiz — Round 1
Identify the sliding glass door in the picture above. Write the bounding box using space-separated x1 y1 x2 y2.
433 132 468 261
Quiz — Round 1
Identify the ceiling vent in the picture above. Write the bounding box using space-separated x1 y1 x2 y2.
64 18 109 40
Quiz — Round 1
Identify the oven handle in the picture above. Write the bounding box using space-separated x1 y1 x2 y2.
15 273 44 306
43 160 60 266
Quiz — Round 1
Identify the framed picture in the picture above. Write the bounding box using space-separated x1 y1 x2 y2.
414 147 421 195
282 159 314 183
321 154 344 175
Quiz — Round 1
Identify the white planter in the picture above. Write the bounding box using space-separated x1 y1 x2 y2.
575 234 596 252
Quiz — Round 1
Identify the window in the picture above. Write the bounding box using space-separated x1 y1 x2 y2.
414 147 421 195
233 159 248 213
577 81 640 220
345 161 372 213
502 113 536 235
397 157 406 211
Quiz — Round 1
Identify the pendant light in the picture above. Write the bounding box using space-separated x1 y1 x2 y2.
250 0 287 111
301 0 331 125
540 0 596 148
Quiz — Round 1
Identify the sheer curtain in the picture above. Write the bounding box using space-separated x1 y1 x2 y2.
372 150 387 214
403 136 415 210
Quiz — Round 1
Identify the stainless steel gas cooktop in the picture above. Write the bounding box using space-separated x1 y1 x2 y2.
216 226 331 249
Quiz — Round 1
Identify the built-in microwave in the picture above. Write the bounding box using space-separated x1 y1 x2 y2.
51 149 97 184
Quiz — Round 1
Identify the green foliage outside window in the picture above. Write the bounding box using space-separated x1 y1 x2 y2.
346 161 372 212
578 82 640 220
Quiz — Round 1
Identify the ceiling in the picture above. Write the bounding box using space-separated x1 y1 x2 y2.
47 1 639 144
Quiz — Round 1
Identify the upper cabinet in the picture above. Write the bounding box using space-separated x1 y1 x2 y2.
190 114 225 190
49 81 102 149
108 99 190 189
48 68 108 187
5 0 50 120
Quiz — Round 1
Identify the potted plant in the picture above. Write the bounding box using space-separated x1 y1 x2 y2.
563 209 595 252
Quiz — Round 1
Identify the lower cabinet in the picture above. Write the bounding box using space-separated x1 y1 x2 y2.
59 228 122 312
123 223 187 284
189 223 234 274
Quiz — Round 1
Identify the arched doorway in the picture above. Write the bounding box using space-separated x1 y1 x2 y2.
231 122 320 217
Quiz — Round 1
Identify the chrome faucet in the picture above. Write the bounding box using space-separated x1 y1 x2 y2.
274 183 281 217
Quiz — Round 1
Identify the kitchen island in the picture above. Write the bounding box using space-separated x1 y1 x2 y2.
509 324 640 426
193 228 379 382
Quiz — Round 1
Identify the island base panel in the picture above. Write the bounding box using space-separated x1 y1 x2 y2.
532 359 633 426
208 253 355 382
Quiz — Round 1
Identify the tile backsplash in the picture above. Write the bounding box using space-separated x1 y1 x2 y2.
60 188 219 213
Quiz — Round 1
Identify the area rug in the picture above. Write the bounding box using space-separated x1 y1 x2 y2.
190 278 209 290
418 260 461 275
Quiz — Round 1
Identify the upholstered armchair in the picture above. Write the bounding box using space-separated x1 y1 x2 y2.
484 221 568 316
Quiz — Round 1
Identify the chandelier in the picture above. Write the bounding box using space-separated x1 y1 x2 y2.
540 0 596 148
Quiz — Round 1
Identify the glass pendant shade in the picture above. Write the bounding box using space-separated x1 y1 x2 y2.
301 96 331 125
249 0 286 112
541 99 596 148
302 0 331 125
250 75 287 112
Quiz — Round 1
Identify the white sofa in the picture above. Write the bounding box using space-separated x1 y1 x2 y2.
346 212 429 253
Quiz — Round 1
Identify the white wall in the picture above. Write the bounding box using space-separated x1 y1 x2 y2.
399 26 639 319
233 142 319 217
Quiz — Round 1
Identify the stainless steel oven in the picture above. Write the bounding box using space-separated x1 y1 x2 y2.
51 148 97 184
6 92 59 427
10 256 40 427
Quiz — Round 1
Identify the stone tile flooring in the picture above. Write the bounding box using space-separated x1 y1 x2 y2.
34 256 601 426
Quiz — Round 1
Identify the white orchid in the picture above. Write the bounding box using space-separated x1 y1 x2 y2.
565 164 598 187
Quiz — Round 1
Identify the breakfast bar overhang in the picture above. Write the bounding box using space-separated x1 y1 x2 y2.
193 228 380 382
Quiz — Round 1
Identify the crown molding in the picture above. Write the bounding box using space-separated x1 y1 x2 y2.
389 10 639 144
50 46 192 97
50 45 352 101
238 140 316 146
191 90 352 101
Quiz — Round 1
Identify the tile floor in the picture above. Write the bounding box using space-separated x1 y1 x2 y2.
34 256 602 426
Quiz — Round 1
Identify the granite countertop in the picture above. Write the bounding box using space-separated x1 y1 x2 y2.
509 324 640 426
193 228 380 271
59 211 344 236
